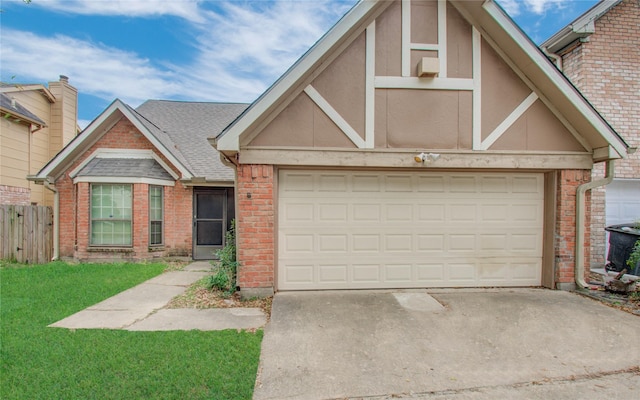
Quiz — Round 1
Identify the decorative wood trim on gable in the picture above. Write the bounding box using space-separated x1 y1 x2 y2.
304 85 366 148
220 0 626 162
479 92 538 150
365 21 376 149
472 26 482 150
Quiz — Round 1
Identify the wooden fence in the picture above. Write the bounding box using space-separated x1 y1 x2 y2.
0 205 53 264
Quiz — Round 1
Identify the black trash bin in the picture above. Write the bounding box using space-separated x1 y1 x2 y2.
605 223 640 276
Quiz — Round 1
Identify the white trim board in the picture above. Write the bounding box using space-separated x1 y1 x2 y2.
73 176 176 186
375 77 474 90
479 92 539 150
304 85 366 149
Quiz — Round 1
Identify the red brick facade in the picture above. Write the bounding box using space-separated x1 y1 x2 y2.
558 0 640 265
236 164 275 290
555 170 592 286
0 185 31 205
56 117 194 261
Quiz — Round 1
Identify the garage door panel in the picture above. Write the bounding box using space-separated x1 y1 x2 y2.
285 203 314 221
278 170 543 290
279 259 542 289
280 230 542 257
353 264 381 282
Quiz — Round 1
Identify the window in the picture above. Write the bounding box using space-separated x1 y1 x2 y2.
149 186 163 246
91 184 132 246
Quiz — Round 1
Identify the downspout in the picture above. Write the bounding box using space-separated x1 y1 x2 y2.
542 47 563 71
575 161 614 288
43 179 59 261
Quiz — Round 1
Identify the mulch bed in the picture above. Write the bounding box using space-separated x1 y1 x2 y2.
577 272 640 316
167 284 273 320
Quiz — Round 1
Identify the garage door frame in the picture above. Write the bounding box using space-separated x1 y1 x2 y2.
276 168 555 291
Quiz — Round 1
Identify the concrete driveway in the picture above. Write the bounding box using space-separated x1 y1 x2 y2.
254 288 640 399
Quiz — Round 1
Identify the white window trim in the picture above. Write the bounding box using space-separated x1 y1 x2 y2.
74 176 175 186
90 183 133 247
149 185 164 247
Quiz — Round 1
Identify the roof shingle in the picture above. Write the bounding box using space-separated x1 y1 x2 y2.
134 100 248 182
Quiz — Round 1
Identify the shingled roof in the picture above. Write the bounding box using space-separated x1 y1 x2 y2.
32 99 249 184
134 100 248 182
0 92 47 127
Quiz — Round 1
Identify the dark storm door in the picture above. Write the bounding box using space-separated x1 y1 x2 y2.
193 189 227 260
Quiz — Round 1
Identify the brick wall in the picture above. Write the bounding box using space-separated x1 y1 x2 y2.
555 170 592 287
236 164 275 291
56 117 193 261
560 0 640 265
0 185 31 205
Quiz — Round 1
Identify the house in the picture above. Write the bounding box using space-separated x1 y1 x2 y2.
541 0 640 266
213 0 630 297
0 76 78 206
30 99 248 261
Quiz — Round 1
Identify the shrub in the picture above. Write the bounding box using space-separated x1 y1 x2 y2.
207 220 237 296
627 239 640 271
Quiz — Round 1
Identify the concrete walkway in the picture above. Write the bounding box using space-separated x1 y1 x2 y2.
49 261 267 331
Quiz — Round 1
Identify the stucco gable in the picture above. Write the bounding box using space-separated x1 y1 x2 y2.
215 0 628 164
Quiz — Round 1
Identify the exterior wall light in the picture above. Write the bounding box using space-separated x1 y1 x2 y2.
414 152 441 163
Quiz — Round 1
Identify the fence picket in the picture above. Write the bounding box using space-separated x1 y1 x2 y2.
0 205 53 264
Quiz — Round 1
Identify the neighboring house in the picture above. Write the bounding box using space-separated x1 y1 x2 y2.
541 0 640 266
213 0 630 297
30 100 248 261
0 76 78 206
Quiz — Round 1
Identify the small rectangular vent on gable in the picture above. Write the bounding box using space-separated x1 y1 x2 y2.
417 57 440 78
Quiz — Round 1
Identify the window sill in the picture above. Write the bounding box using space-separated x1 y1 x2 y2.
87 247 134 253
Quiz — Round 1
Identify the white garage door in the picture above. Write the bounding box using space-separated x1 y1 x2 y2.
604 179 640 259
606 179 640 226
278 170 544 290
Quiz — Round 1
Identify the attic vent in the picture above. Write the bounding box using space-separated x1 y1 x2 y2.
417 57 440 78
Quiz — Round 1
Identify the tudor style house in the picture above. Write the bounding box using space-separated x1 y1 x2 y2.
213 0 630 297
30 100 247 261
1 76 78 206
541 0 640 266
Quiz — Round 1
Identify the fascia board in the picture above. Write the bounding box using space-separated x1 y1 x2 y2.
0 84 56 103
479 0 627 159
216 0 387 152
37 99 192 180
36 99 125 179
0 106 47 127
542 0 622 53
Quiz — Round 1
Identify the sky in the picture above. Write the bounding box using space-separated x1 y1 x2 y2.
0 0 601 128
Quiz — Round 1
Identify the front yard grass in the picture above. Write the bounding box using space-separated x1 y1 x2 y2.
0 261 262 400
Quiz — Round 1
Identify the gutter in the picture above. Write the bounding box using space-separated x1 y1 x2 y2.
43 179 59 261
575 161 614 288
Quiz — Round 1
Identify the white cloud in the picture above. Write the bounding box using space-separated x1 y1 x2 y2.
498 0 568 16
498 0 521 16
31 0 206 23
185 1 355 100
0 1 355 107
1 29 182 106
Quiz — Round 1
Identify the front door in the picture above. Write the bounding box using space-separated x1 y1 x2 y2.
193 188 232 260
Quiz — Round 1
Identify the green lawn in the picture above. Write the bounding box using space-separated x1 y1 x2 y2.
0 261 263 400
